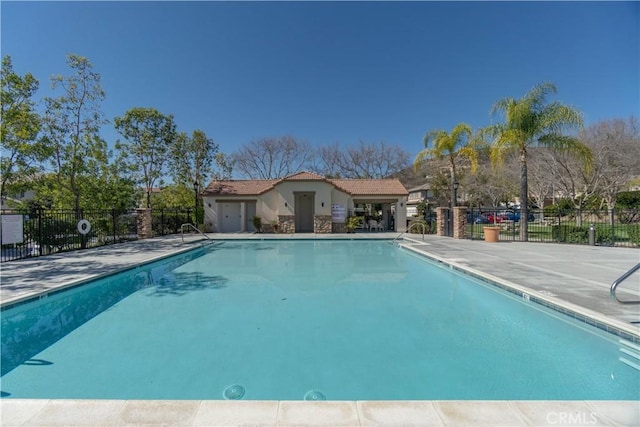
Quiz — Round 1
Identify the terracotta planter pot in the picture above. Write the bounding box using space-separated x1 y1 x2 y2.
483 226 501 243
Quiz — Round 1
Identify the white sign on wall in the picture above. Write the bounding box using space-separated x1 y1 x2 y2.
1 214 24 245
331 203 346 222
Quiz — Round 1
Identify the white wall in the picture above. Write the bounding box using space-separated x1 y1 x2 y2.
396 197 408 232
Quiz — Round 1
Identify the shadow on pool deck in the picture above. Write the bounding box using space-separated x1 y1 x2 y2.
0 236 204 304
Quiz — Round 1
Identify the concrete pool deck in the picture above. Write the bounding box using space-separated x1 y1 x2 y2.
1 233 639 426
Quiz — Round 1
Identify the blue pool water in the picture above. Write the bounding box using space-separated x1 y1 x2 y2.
1 240 639 400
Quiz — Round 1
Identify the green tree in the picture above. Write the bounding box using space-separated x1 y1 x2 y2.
41 54 108 213
413 123 480 206
486 82 590 240
213 152 234 180
168 129 217 190
0 55 47 199
81 162 140 211
151 184 194 209
168 129 229 223
114 107 177 208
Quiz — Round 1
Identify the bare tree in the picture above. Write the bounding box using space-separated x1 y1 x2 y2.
231 135 313 179
465 162 518 208
315 140 410 179
546 117 640 225
527 147 555 210
545 146 598 225
580 117 640 211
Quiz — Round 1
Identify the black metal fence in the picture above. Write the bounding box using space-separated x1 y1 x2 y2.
0 208 196 262
151 208 194 236
466 207 640 247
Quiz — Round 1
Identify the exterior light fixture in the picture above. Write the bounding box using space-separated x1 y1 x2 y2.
451 177 459 208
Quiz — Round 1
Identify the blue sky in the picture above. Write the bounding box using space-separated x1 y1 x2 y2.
2 1 638 162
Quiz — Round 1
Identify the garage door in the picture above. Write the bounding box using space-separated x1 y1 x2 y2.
220 203 242 232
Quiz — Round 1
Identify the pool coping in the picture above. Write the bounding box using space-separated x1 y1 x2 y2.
2 399 639 426
2 235 639 426
0 241 212 311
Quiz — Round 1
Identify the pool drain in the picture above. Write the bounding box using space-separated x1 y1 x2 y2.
304 390 326 401
223 384 245 400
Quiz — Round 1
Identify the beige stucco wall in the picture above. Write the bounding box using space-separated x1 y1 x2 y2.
395 196 408 232
203 181 408 232
330 188 352 214
272 180 334 217
203 198 217 231
258 189 278 224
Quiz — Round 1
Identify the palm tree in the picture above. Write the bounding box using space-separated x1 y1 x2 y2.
487 82 591 241
414 122 480 207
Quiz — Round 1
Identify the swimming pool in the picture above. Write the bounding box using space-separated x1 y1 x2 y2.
1 240 638 400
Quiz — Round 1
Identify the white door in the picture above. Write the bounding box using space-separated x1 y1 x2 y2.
220 203 242 232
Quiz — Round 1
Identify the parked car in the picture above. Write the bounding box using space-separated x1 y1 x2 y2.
500 211 535 222
484 213 504 224
467 213 490 224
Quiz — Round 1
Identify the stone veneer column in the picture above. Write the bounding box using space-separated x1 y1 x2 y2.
314 215 332 233
332 222 347 233
136 208 153 239
453 206 467 239
278 215 296 234
435 207 448 236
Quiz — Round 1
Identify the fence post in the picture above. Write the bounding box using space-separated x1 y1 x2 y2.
136 208 153 239
37 208 43 256
112 209 117 243
611 208 615 246
435 207 448 236
453 206 466 239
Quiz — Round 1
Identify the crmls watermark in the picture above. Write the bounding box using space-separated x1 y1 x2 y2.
546 411 598 425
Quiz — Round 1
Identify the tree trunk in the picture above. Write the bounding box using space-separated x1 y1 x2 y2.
520 149 528 241
450 167 456 208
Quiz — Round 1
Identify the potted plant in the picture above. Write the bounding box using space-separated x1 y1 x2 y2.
269 219 279 233
346 216 360 233
483 225 501 242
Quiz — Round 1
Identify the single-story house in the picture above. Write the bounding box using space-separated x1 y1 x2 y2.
201 171 409 233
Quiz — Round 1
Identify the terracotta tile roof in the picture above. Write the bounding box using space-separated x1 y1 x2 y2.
408 183 432 192
203 180 278 196
203 172 408 197
330 179 409 196
280 171 326 181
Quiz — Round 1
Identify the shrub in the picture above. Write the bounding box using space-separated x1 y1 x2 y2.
616 191 640 209
24 216 82 251
551 225 588 244
252 216 262 233
594 224 615 246
627 224 640 246
346 216 360 232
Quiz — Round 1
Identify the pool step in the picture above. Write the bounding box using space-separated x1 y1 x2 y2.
619 339 640 372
